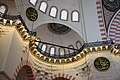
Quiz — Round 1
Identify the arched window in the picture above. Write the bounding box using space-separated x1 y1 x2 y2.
49 6 58 18
76 41 82 49
35 38 41 47
0 6 6 14
41 44 47 52
0 3 7 16
68 45 74 54
60 9 68 21
29 0 38 6
39 1 48 13
59 48 65 56
50 46 56 56
72 11 79 22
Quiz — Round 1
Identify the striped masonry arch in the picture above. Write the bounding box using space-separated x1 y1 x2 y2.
51 73 76 80
96 0 107 40
12 60 35 80
109 10 120 44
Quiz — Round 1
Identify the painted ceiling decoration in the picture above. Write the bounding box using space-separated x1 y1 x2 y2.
108 10 120 44
48 23 71 35
101 0 120 31
94 57 110 71
102 0 120 12
96 0 120 42
26 7 38 21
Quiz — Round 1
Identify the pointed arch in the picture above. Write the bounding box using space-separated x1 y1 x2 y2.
12 60 35 80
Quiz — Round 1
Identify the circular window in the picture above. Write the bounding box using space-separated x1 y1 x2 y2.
102 0 120 12
26 7 38 21
94 57 110 71
54 77 68 80
0 3 8 17
48 23 71 35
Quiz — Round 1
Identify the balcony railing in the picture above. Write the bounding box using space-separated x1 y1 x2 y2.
34 40 113 59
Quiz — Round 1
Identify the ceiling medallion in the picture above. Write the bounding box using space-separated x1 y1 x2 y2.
48 23 71 35
102 0 120 12
94 57 110 71
26 7 38 21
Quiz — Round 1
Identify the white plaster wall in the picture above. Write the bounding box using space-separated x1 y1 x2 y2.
3 28 28 78
81 0 102 42
16 0 102 43
0 26 14 71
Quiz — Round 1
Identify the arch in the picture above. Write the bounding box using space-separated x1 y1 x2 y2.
71 10 79 22
108 10 120 44
33 21 84 39
60 9 68 21
39 1 48 13
41 44 47 52
76 41 82 49
12 60 35 80
49 46 56 56
51 73 76 80
68 45 75 54
35 38 41 47
59 48 66 57
49 6 58 18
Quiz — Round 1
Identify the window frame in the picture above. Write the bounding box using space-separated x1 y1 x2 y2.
60 9 69 21
59 48 66 57
35 38 41 47
38 1 48 13
71 10 80 22
49 6 58 18
76 41 82 49
41 44 48 52
49 46 56 56
68 45 75 54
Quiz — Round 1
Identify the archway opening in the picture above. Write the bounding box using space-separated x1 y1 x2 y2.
34 23 84 59
16 65 34 80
